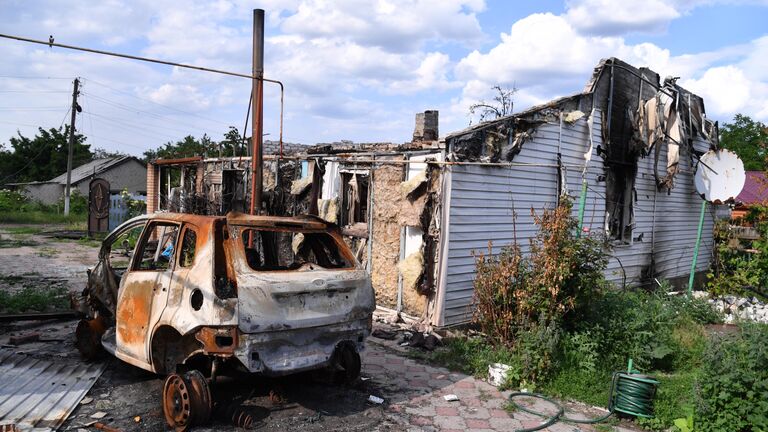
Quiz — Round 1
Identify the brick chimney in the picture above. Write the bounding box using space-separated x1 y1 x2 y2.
412 110 438 142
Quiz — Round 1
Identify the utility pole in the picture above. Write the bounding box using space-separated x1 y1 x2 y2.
64 77 79 215
249 9 264 215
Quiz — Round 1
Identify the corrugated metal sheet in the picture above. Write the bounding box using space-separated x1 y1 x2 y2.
439 111 717 326
0 349 106 431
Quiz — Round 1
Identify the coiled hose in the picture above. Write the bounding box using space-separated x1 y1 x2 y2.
507 360 658 432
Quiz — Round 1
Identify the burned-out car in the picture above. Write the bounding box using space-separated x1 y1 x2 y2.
75 212 375 430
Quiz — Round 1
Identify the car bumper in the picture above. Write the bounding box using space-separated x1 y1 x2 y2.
234 318 370 375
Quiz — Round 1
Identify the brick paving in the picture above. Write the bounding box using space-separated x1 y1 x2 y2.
364 340 640 432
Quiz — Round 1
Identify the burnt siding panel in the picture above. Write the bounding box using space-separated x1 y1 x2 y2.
652 136 715 281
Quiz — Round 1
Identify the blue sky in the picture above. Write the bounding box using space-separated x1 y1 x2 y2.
1 0 767 157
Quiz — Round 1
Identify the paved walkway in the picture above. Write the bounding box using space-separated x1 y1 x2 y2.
364 339 639 432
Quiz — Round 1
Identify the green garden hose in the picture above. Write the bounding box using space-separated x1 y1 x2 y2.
507 360 659 432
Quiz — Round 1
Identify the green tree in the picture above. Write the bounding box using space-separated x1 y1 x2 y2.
142 128 248 162
0 126 91 185
142 134 216 162
719 114 768 171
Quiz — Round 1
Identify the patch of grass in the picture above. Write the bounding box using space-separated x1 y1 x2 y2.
76 236 102 247
37 246 58 258
0 285 69 313
427 337 518 380
0 235 37 248
0 210 87 225
539 366 612 408
4 226 44 235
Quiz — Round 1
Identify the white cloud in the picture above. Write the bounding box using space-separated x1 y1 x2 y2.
147 84 211 110
564 0 680 35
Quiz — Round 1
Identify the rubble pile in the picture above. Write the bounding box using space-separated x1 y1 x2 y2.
709 295 768 324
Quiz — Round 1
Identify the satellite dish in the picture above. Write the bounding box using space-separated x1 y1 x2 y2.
694 149 746 204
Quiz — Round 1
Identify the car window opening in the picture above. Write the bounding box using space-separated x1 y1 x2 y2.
238 227 352 271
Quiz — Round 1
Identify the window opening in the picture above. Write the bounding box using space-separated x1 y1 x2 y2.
238 227 353 271
135 222 179 271
178 228 197 268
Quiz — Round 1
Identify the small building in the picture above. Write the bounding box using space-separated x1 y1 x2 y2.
731 171 768 220
11 157 147 204
146 58 722 328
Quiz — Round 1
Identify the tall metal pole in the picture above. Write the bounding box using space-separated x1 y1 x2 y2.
249 9 264 215
688 199 707 298
64 77 79 215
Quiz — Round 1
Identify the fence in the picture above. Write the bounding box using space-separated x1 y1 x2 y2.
109 193 146 231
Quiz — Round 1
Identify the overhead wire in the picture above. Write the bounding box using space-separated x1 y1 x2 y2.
84 78 232 128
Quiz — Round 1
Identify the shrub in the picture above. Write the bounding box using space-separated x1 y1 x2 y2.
471 199 607 386
0 189 29 212
472 199 608 344
696 323 768 431
708 206 768 300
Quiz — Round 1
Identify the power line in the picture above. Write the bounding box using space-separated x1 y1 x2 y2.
82 110 184 141
81 92 221 136
84 78 232 127
0 90 69 93
0 75 71 80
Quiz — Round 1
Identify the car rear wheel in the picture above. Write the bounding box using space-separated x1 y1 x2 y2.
334 345 361 385
162 370 212 431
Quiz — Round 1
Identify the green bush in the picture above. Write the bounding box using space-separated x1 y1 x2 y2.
696 323 768 431
709 207 768 300
0 189 28 212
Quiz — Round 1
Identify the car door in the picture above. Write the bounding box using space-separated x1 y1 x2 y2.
87 219 147 316
115 220 180 366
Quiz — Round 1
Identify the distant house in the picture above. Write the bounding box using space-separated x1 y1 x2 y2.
732 171 768 219
10 157 147 204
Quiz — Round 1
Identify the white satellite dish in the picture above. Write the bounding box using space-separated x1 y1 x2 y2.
694 149 746 204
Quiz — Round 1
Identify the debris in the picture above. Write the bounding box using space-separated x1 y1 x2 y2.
8 333 40 345
0 424 19 432
360 376 371 381
269 389 287 405
133 416 141 423
0 348 106 431
397 250 424 294
214 403 254 429
80 397 93 405
422 334 440 351
399 170 427 199
371 329 397 340
488 363 512 387
90 412 108 419
0 311 80 323
563 110 585 124
290 176 312 195
443 394 459 402
399 342 409 346
93 422 122 432
318 198 338 223
367 395 384 404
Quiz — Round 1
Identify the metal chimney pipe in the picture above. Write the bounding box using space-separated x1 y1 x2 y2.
249 8 265 215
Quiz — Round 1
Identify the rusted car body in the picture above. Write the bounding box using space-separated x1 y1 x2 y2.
77 211 374 390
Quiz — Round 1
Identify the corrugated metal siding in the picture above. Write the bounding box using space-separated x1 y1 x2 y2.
440 111 716 326
0 349 106 431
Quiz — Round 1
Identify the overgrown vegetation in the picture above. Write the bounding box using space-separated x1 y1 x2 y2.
425 198 767 431
708 205 768 300
0 285 69 313
0 188 87 224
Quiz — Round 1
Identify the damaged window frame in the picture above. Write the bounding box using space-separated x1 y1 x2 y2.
339 170 370 226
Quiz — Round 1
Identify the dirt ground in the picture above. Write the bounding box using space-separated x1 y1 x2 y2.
0 224 642 432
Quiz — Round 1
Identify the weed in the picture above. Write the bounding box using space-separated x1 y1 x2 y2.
0 235 37 248
3 226 44 235
0 285 69 313
37 247 58 258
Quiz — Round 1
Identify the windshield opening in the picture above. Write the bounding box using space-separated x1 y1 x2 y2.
237 227 353 271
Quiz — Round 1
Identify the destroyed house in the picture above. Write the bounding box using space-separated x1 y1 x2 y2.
146 58 720 327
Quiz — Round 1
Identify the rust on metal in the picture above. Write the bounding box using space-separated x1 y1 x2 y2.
194 327 238 355
153 156 203 166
